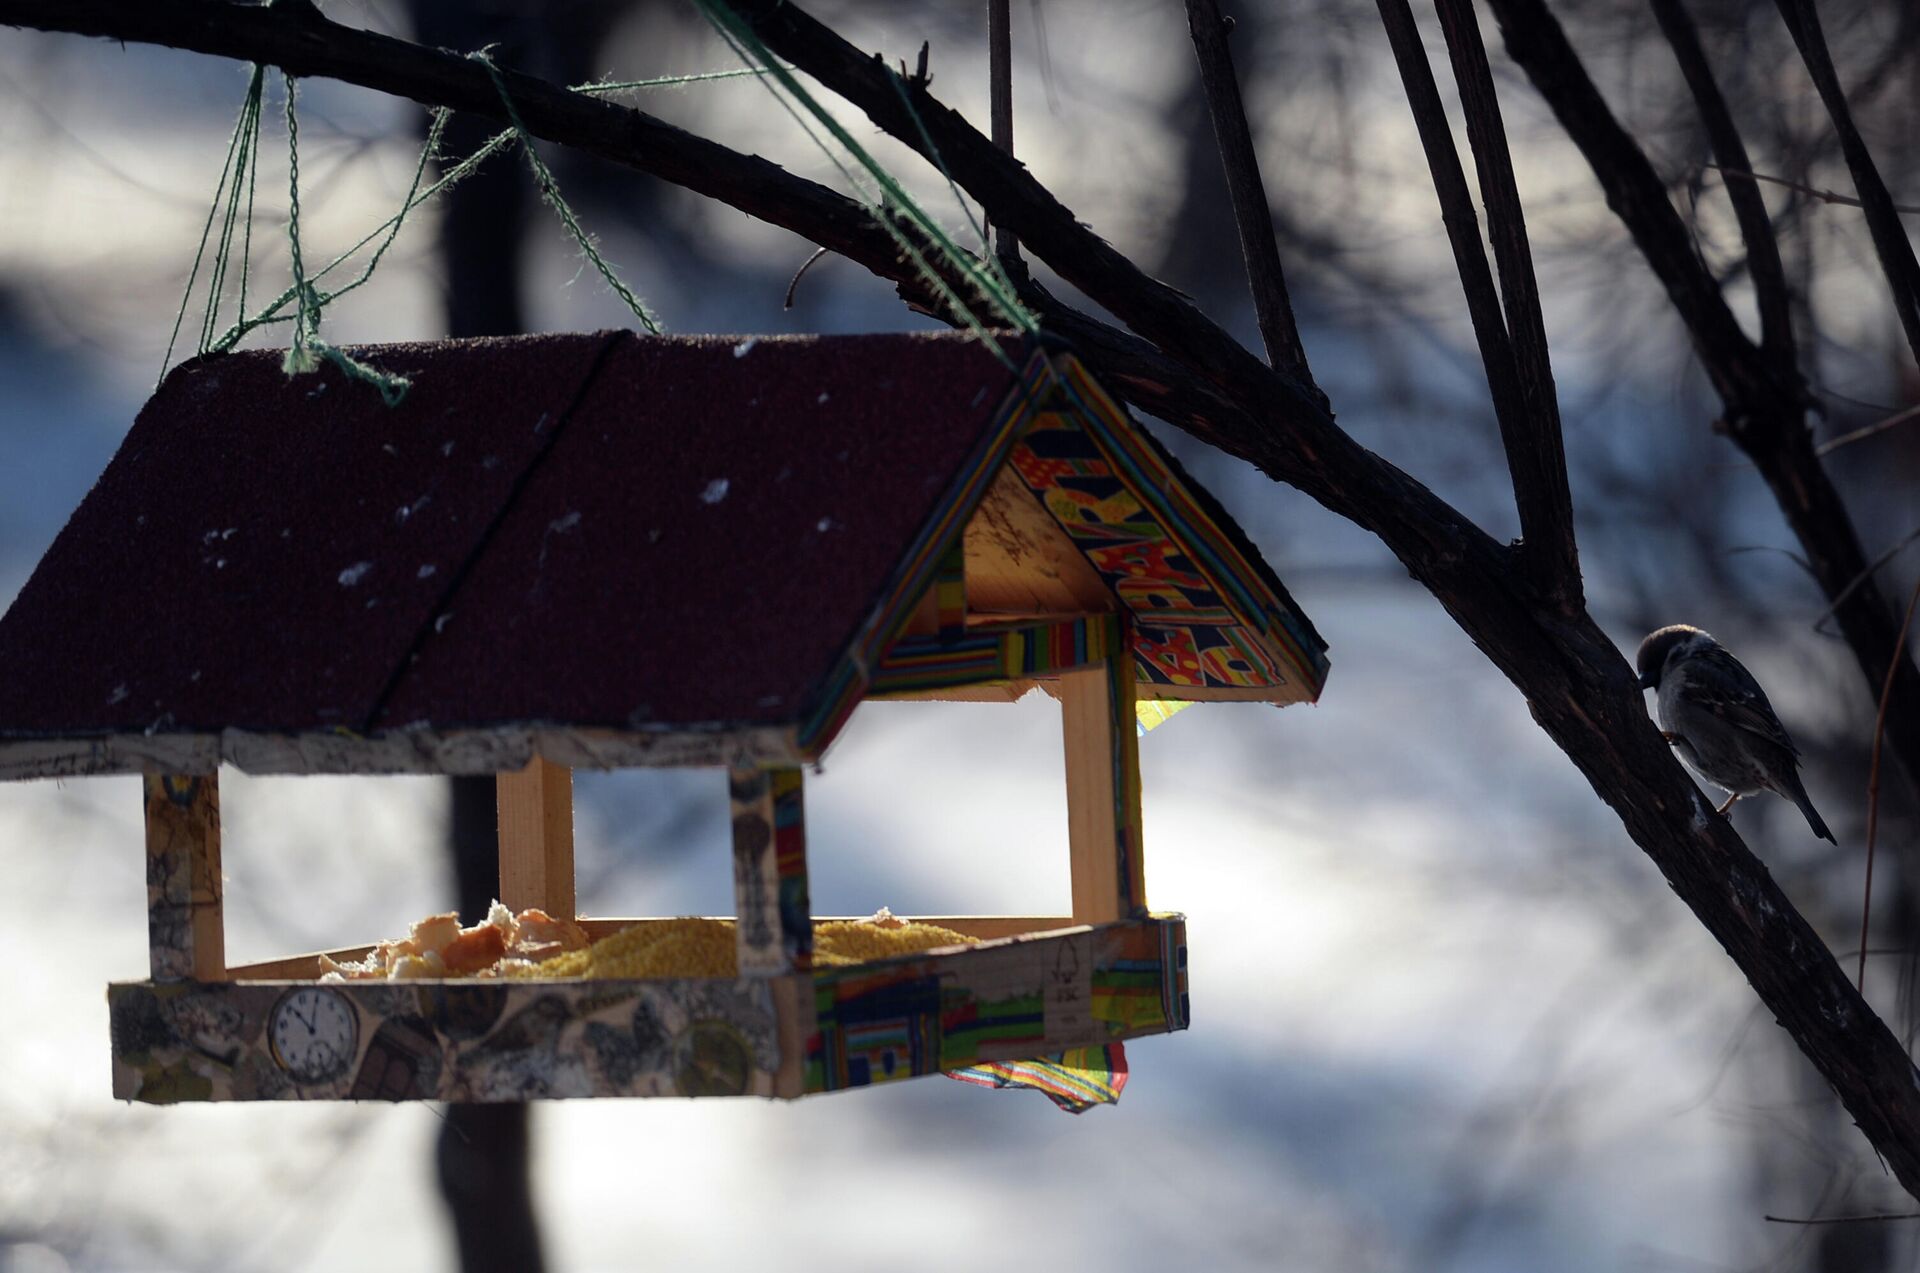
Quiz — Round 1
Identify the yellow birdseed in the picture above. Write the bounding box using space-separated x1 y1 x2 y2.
500 916 977 980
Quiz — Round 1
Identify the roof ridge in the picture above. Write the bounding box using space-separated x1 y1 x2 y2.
356 329 630 734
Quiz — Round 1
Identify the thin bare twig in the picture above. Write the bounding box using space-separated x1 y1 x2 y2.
1812 526 1920 634
1816 403 1920 457
1765 1211 1920 1225
1774 0 1920 363
1181 0 1316 391
783 245 829 309
1859 575 1920 989
1705 164 1920 217
1654 0 1795 359
987 0 1021 274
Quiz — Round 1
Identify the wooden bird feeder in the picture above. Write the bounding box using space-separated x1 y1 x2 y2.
0 331 1327 1105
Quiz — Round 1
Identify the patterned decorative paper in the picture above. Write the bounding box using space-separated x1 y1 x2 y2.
106 917 1185 1105
946 1043 1130 1113
109 976 785 1103
1134 698 1197 735
804 915 1186 1095
1014 357 1329 699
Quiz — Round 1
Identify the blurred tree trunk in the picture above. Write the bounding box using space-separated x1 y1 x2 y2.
408 4 536 1271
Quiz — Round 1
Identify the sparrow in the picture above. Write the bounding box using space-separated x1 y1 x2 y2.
1635 624 1835 843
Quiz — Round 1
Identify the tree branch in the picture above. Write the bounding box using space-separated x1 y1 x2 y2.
1430 0 1578 603
1774 0 1920 366
1374 0 1579 601
1181 0 1317 394
1706 164 1920 216
11 0 1920 1202
1485 0 1920 801
1650 0 1796 362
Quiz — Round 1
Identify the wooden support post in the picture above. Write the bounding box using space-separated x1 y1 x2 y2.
497 757 575 918
1061 618 1146 924
729 766 812 975
144 772 225 982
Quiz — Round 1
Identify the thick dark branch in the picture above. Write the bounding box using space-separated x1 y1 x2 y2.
1773 0 1920 367
1650 0 1795 362
1181 0 1317 393
0 0 908 288
1374 0 1577 595
1485 0 1920 799
1430 0 1579 603
12 0 1920 1203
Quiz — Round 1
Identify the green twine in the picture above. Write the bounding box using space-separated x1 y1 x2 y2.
690 0 1038 363
160 63 266 385
698 7 1008 362
571 65 785 96
203 108 498 354
163 56 773 398
883 66 1024 310
473 49 662 335
280 75 412 406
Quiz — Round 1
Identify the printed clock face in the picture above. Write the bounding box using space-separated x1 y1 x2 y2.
269 987 359 1084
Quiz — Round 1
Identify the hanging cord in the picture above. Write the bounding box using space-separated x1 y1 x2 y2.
471 48 662 335
692 0 1038 362
695 8 1007 357
202 108 497 356
280 74 413 405
160 63 266 386
571 65 786 96
167 65 763 394
200 67 265 353
700 0 1035 330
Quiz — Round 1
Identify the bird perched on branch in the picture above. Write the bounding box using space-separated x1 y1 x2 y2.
1636 624 1835 843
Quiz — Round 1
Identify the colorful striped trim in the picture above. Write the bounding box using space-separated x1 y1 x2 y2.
868 614 1118 696
945 1043 1129 1114
1047 356 1330 699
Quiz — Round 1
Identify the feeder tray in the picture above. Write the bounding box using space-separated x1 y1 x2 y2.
0 331 1328 1105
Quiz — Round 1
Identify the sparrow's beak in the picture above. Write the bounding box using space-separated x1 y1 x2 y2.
1637 670 1658 690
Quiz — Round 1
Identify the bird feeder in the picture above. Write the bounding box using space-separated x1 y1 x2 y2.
0 331 1327 1104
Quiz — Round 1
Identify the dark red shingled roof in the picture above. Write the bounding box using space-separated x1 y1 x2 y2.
0 330 1021 763
0 332 618 737
376 333 1020 732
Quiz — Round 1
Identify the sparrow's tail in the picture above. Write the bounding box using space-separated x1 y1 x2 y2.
1779 770 1837 844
